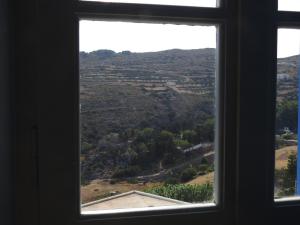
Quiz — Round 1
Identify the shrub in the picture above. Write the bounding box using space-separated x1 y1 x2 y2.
127 178 139 184
81 176 90 186
81 142 94 154
156 130 177 156
276 153 297 197
182 130 197 144
109 179 117 184
197 164 209 174
164 177 180 185
201 157 209 165
206 164 214 173
145 183 213 203
275 135 285 149
111 166 141 178
180 167 197 182
276 100 298 133
175 139 191 149
162 153 176 166
195 118 215 142
282 153 297 195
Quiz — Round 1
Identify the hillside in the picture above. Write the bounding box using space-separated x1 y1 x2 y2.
79 48 299 202
80 49 215 142
277 55 299 102
80 49 216 182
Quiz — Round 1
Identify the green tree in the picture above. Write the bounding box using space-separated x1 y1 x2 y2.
180 167 197 182
136 128 155 143
182 130 197 144
280 153 297 196
81 142 93 154
195 118 215 142
175 139 191 150
276 100 298 133
156 130 176 157
132 142 150 167
112 166 141 178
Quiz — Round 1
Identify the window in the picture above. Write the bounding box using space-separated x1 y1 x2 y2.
274 28 300 200
80 20 218 214
13 0 300 225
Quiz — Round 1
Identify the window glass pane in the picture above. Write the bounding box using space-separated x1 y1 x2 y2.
80 0 218 8
275 29 300 200
278 0 300 12
80 20 218 214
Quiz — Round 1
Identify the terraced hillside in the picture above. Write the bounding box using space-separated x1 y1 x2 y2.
277 55 299 102
80 49 300 201
80 49 216 182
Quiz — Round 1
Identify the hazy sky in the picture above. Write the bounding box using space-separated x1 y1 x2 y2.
80 21 217 53
278 0 300 11
278 29 300 58
80 1 300 58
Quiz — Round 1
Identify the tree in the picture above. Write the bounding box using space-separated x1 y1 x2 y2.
81 142 93 154
135 128 155 143
156 130 177 157
175 139 191 150
195 118 215 142
276 100 298 133
180 167 197 182
182 130 197 144
281 153 297 196
131 142 150 167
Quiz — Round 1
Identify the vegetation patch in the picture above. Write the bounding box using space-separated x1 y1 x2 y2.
275 153 297 197
145 183 213 203
112 166 141 179
180 167 197 182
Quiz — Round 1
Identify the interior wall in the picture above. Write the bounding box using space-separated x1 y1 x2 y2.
0 0 13 224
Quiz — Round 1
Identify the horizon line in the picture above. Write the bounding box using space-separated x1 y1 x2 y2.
80 47 216 54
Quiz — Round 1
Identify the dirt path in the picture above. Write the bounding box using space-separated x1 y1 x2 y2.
126 150 214 182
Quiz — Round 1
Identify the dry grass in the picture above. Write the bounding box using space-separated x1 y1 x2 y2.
81 173 215 204
187 172 214 185
275 145 297 170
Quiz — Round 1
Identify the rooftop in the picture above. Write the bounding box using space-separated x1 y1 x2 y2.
81 190 189 212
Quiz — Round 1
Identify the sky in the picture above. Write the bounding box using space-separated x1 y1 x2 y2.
277 1 300 58
278 29 300 58
278 0 300 12
80 1 300 58
80 21 217 53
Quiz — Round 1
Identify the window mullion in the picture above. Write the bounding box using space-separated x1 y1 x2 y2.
76 1 226 23
278 11 300 27
236 1 277 225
